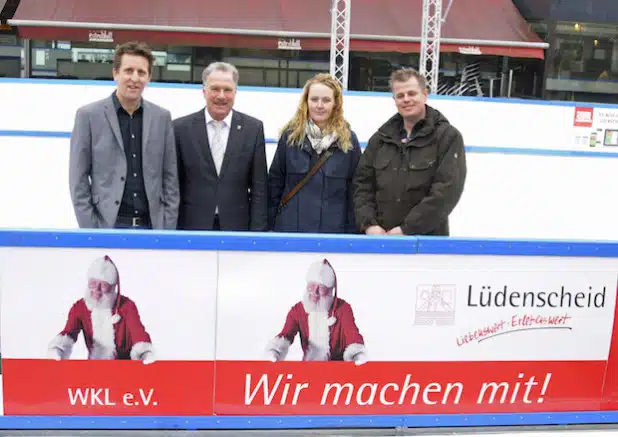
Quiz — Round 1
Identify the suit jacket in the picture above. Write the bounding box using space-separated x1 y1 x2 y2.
68 95 180 229
173 109 268 231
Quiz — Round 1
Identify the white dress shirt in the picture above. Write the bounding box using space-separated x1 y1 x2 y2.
205 109 233 215
205 109 233 171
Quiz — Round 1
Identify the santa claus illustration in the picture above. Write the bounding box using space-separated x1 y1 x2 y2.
47 255 155 364
266 258 368 365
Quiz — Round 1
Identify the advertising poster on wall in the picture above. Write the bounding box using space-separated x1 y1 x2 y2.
214 252 617 416
573 106 618 150
0 247 217 416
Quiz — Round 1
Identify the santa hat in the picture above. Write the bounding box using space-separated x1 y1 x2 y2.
88 255 122 319
88 256 118 285
306 258 338 320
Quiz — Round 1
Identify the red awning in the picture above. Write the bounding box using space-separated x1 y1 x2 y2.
9 0 547 59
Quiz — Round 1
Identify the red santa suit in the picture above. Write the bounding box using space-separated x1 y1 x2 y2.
266 259 367 365
48 255 155 363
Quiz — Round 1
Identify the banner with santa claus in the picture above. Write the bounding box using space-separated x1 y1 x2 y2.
214 251 618 416
2 244 618 420
0 247 218 416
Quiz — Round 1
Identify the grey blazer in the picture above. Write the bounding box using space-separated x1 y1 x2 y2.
69 95 180 229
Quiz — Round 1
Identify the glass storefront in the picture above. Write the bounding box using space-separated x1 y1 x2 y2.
0 35 541 99
0 31 20 77
541 20 618 102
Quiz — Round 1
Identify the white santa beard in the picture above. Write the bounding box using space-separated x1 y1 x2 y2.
302 294 333 361
84 288 118 360
302 294 333 314
89 307 117 360
306 311 331 361
84 288 117 311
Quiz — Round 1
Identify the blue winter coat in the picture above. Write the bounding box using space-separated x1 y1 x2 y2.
268 130 362 234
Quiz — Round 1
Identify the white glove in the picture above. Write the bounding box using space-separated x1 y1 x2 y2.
353 352 368 366
48 348 62 361
266 349 280 362
141 351 156 365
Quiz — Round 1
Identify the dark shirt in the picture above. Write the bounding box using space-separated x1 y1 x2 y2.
400 117 427 144
111 92 149 218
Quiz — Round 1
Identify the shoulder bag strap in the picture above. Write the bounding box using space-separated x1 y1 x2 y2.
277 148 335 215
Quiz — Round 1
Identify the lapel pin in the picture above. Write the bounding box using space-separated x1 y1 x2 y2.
237 125 242 130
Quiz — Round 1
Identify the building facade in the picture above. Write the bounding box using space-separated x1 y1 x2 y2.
514 0 618 103
9 0 615 103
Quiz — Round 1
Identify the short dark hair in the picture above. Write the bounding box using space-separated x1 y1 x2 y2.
389 68 428 92
113 41 155 75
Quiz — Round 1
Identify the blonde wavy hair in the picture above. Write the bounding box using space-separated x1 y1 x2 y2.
280 73 353 152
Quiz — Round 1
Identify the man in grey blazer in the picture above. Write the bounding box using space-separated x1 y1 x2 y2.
69 41 179 230
173 62 268 231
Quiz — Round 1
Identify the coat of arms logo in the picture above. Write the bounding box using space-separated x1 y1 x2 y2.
414 284 456 326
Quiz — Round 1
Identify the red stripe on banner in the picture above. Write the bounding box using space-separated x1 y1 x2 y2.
601 283 618 409
3 359 610 416
214 360 604 415
2 359 214 416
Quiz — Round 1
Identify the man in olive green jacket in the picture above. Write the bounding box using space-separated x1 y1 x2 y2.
353 68 467 236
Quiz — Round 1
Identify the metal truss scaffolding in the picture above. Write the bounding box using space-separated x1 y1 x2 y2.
420 0 454 94
329 0 351 90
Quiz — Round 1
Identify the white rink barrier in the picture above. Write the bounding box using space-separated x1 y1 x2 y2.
1 78 618 240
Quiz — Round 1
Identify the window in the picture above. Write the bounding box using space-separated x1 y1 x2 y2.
548 21 618 81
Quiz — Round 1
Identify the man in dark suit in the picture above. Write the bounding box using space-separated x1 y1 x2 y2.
173 62 268 231
69 41 179 230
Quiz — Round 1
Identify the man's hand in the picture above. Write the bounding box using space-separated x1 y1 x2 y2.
387 226 404 236
365 225 386 235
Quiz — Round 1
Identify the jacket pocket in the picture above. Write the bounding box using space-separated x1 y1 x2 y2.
409 159 435 171
323 162 348 198
406 159 436 191
287 152 311 176
373 153 396 191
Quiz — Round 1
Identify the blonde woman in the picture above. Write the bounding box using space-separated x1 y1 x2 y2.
268 73 361 233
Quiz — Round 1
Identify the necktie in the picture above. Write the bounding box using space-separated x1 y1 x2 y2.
211 120 225 175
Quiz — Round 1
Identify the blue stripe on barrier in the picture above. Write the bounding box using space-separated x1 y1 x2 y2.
2 129 618 159
0 411 618 429
2 230 618 258
464 146 618 158
417 236 618 258
0 229 420 254
0 130 71 138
